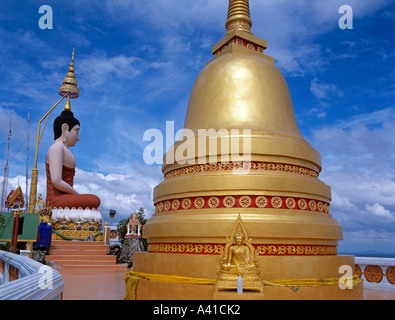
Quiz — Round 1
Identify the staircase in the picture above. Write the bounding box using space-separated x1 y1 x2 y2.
47 240 127 274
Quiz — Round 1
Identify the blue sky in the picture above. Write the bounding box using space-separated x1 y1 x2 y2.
1 0 395 255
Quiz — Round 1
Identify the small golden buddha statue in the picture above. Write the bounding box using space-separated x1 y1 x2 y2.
216 214 263 292
222 232 258 275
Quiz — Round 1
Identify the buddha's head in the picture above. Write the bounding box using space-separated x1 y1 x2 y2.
234 232 244 245
53 110 80 147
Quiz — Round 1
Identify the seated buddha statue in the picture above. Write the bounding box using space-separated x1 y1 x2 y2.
220 232 261 281
216 215 263 292
45 108 101 210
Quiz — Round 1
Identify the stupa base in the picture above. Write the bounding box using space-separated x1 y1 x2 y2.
133 279 362 300
131 252 363 300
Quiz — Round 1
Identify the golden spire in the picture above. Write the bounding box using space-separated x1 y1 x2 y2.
225 0 252 34
59 48 79 99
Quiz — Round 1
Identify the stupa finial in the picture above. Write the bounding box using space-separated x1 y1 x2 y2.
59 48 79 99
225 0 252 34
64 96 71 111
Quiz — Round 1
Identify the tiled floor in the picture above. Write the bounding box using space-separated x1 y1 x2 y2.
364 289 395 300
60 269 129 300
59 268 395 300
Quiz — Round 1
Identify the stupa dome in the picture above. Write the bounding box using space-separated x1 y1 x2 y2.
184 52 303 139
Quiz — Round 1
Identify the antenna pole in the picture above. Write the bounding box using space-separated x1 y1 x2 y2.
1 116 12 212
25 111 30 213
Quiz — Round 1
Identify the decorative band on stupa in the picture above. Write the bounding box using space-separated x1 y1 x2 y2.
164 161 319 179
154 195 330 214
147 242 337 256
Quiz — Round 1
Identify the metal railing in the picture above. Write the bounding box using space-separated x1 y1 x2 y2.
355 257 395 292
0 250 64 300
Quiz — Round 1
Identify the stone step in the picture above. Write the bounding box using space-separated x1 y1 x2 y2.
48 240 124 272
49 259 117 266
52 240 106 246
47 254 116 261
49 249 108 255
50 244 108 251
54 264 128 275
51 241 108 250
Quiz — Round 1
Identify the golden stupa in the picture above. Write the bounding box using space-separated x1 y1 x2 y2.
131 0 363 300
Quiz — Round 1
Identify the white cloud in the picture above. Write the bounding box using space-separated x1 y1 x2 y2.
71 164 162 219
331 191 359 213
103 0 226 30
310 78 342 100
252 0 394 75
63 0 394 77
365 203 394 220
341 229 395 254
78 53 142 89
311 108 395 253
0 106 32 171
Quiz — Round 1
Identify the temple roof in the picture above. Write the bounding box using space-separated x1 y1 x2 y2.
5 186 25 209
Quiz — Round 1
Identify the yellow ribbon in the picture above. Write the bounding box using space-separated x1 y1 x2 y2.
262 274 363 292
123 270 362 300
124 271 216 300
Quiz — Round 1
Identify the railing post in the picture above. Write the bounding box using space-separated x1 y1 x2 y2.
10 212 20 253
103 223 110 245
355 257 395 292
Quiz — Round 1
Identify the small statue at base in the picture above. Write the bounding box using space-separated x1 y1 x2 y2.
222 232 259 277
216 214 263 293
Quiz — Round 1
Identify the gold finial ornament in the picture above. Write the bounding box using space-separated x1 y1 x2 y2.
64 96 71 110
59 48 79 99
225 0 252 34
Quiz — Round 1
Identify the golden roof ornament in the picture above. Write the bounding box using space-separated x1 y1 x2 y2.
64 96 71 110
225 0 252 34
59 48 79 100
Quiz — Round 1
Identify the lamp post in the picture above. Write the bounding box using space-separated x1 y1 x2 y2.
109 209 116 226
28 49 79 213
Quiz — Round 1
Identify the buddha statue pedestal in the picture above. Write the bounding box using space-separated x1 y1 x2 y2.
35 195 103 241
50 207 104 241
